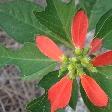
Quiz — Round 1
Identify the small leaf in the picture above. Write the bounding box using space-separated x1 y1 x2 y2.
0 43 56 80
39 71 61 90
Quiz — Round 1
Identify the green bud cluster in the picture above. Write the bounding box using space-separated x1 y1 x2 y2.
59 48 97 79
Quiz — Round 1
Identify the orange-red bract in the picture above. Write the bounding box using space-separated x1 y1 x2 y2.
36 36 63 62
71 10 88 49
48 76 73 112
92 51 112 66
89 38 102 54
80 74 108 107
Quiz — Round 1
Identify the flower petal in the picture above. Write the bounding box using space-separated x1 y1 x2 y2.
89 38 102 54
71 10 88 49
92 51 112 66
48 75 73 112
36 35 64 61
81 74 108 107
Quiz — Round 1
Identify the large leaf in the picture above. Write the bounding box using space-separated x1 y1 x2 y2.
34 0 76 46
0 0 69 45
80 71 112 112
0 0 42 43
95 9 112 50
0 43 57 80
80 0 112 30
39 71 78 110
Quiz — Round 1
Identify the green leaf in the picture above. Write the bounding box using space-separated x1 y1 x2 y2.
0 0 42 43
69 80 78 109
79 0 96 16
0 0 67 45
95 9 112 49
90 0 112 30
80 72 112 112
57 109 65 112
97 66 112 77
34 0 76 47
39 70 61 89
0 43 56 80
26 92 50 112
80 0 112 30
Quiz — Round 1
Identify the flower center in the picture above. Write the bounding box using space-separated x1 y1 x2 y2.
59 48 97 79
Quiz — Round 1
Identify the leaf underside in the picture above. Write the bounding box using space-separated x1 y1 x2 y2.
0 43 56 80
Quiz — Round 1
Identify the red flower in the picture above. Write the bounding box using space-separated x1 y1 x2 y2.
35 10 109 112
48 76 73 112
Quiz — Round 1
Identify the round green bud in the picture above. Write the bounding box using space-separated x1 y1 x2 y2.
68 64 74 71
61 55 68 63
75 48 82 55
